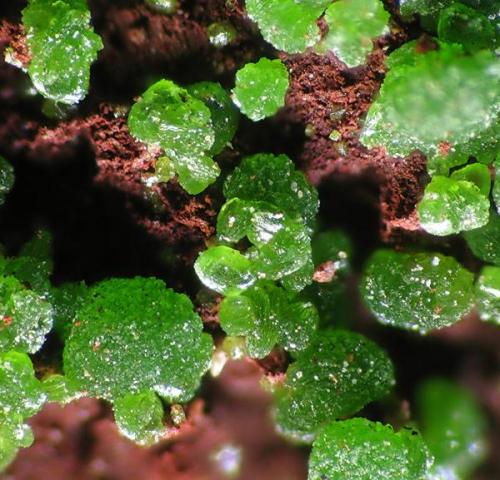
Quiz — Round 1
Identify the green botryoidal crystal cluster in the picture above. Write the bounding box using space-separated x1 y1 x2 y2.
1 0 498 477
22 0 103 104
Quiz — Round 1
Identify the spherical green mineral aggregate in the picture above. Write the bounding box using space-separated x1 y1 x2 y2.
127 78 214 162
207 22 237 48
0 351 45 471
113 391 166 446
308 418 432 480
318 0 389 68
418 176 490 236
194 245 256 295
360 47 499 158
154 156 176 183
22 0 103 104
63 277 213 403
232 58 289 121
219 281 318 358
0 275 53 354
0 351 46 420
224 153 318 231
360 250 474 334
274 329 395 442
128 79 219 194
245 0 325 53
214 194 314 290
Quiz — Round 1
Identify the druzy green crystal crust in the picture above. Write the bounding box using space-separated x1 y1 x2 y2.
361 250 474 333
64 277 213 403
274 329 395 442
309 418 432 480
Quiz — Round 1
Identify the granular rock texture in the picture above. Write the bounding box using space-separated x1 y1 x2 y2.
284 50 427 241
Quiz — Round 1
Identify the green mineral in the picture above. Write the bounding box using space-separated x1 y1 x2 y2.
318 0 389 67
128 79 219 194
417 378 487 479
418 176 490 236
22 0 103 104
219 281 318 358
464 212 500 266
113 391 166 446
361 250 474 333
274 329 395 442
475 266 500 324
63 277 213 403
309 419 432 480
232 58 289 121
245 0 328 53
